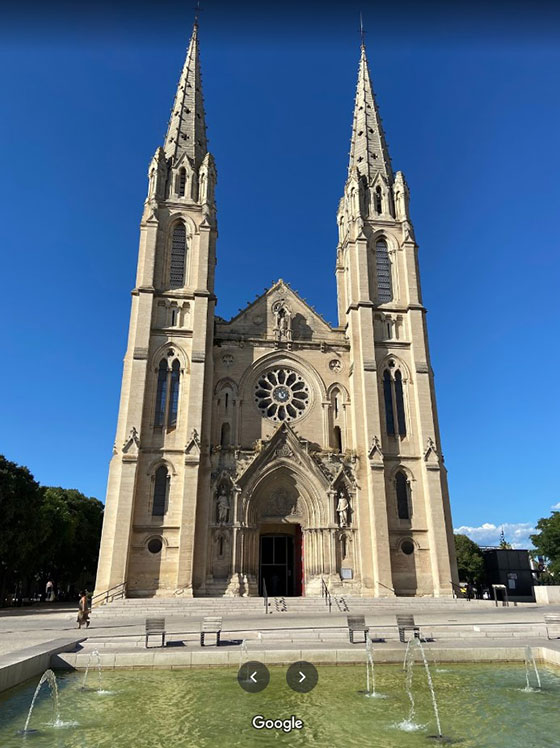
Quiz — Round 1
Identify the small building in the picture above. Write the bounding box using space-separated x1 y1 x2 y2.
481 548 534 601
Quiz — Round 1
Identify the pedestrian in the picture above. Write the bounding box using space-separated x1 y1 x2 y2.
77 590 90 629
45 579 55 603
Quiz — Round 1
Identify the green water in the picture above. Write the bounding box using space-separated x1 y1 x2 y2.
0 663 559 747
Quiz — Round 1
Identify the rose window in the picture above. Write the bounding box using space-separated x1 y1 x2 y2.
254 368 310 422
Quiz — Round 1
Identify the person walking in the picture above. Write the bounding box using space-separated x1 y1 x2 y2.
45 579 55 602
77 591 90 629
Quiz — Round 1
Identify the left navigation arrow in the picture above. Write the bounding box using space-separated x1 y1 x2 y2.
237 661 270 693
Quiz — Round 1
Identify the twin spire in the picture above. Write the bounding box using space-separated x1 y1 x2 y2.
164 23 208 169
162 24 392 183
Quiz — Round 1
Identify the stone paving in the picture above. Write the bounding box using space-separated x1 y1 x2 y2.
2 599 560 663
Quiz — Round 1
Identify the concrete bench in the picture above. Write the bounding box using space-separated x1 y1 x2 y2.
200 616 222 646
544 614 560 640
396 614 420 643
145 617 166 648
347 615 369 644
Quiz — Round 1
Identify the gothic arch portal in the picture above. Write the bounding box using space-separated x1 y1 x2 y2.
223 462 355 598
241 463 324 528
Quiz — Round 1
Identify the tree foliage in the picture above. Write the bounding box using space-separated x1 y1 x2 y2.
531 511 560 578
454 533 485 584
0 456 42 595
499 528 512 550
38 487 104 588
0 455 103 603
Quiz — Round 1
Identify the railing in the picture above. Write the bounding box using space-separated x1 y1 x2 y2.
321 577 332 613
262 578 269 615
376 580 396 595
91 581 127 608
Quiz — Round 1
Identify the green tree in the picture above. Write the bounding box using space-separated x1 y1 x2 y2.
530 511 560 578
454 533 485 584
499 528 512 549
38 487 104 591
0 455 42 602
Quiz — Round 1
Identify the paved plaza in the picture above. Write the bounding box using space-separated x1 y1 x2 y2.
1 598 560 668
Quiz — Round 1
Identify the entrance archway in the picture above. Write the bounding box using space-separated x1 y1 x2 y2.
239 457 328 597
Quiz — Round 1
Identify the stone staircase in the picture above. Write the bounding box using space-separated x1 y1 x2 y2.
93 595 507 619
82 595 550 653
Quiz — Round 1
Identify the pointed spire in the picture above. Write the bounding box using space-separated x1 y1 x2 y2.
164 23 207 168
349 43 393 182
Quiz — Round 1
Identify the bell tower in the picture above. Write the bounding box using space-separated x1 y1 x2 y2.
337 42 458 596
95 22 217 597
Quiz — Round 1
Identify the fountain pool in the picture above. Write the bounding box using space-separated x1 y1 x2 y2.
0 663 559 747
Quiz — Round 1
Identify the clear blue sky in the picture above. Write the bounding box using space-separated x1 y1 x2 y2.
1 1 559 548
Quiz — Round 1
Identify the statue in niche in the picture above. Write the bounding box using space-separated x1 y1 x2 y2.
272 300 292 342
336 491 350 528
216 490 230 524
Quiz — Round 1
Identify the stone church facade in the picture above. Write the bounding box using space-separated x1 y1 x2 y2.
94 24 459 599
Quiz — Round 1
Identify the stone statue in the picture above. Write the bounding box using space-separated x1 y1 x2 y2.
217 491 230 524
273 301 292 342
336 492 349 528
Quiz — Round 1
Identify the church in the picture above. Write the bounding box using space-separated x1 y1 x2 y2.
94 23 459 599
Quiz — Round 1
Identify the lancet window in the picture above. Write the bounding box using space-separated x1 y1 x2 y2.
155 357 181 429
152 466 169 517
169 223 187 288
383 364 407 437
395 470 411 520
375 238 392 303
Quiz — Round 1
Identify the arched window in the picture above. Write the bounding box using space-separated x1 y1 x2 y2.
220 422 231 448
383 364 406 437
383 370 395 436
329 387 344 451
154 357 181 430
169 223 187 288
395 370 406 437
395 471 411 520
334 426 343 453
178 168 186 197
375 238 393 303
375 185 382 214
155 359 168 427
168 360 180 428
152 466 169 517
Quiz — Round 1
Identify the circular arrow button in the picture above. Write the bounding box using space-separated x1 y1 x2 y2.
286 661 318 693
237 660 270 693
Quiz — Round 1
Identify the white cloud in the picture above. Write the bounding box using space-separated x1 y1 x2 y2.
454 522 535 549
551 502 560 511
